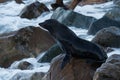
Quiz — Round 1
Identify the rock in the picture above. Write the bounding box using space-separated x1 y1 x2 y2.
113 0 120 6
51 0 67 10
45 54 100 80
93 54 120 80
20 1 49 19
92 0 120 36
51 7 96 29
17 61 33 70
88 2 120 35
10 72 46 80
30 72 45 80
92 26 120 48
14 26 55 57
0 32 30 68
88 16 120 35
105 7 120 22
0 0 23 3
79 0 110 5
0 26 55 67
10 60 33 70
0 0 11 3
67 0 81 10
15 0 23 4
38 44 62 63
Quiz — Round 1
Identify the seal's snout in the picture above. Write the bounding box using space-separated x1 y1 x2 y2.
39 23 45 28
39 22 49 31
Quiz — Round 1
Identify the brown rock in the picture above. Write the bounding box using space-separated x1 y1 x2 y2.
51 0 67 10
79 0 109 5
92 26 120 48
0 32 30 68
20 1 49 19
17 61 33 70
68 0 82 10
30 72 45 80
45 54 99 80
15 0 23 4
0 0 11 3
14 26 55 57
93 54 120 80
0 0 4 3
0 26 55 67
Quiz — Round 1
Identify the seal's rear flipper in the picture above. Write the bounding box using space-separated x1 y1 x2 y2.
60 54 71 69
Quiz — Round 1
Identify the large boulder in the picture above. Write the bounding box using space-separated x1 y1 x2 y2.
14 26 55 56
92 26 120 48
51 7 96 29
0 31 30 68
38 44 62 63
88 16 120 35
93 54 120 80
20 1 49 19
45 54 100 80
0 26 55 67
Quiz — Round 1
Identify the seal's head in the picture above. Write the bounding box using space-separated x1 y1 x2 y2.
39 19 59 33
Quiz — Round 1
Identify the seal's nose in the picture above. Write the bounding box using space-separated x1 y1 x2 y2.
39 23 44 27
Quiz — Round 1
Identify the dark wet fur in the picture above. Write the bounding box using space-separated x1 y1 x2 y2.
39 19 108 69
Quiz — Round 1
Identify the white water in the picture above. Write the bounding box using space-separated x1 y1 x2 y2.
0 0 119 80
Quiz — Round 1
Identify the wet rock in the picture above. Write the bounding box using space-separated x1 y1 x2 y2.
79 0 110 5
68 0 81 10
45 54 99 80
0 32 30 68
92 26 120 48
93 54 120 80
15 0 23 4
0 0 11 3
30 72 45 80
113 0 120 6
51 7 96 29
90 0 120 35
0 26 55 67
105 7 120 22
51 0 67 10
88 16 120 35
17 61 33 70
20 1 49 19
0 0 23 3
38 44 62 63
14 26 55 57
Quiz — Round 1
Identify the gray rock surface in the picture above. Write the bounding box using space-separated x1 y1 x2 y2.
93 54 120 80
51 7 96 29
92 26 120 48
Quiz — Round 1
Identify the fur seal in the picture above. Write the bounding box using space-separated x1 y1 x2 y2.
39 19 108 69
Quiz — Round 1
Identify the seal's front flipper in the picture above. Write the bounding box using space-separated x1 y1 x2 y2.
60 54 71 69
